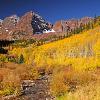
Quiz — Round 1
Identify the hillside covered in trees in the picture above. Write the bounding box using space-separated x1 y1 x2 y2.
0 17 100 99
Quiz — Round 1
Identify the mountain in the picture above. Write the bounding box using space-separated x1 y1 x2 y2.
53 17 93 32
0 11 52 40
1 15 19 34
0 11 94 40
13 11 52 35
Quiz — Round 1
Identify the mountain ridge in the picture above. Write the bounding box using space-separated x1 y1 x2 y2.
0 11 94 40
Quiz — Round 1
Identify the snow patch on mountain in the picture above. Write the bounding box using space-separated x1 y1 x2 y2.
43 29 55 33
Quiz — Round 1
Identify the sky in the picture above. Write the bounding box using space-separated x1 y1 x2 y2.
0 0 100 23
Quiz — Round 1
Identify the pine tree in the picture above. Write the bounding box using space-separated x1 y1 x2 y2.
94 14 97 24
18 54 24 64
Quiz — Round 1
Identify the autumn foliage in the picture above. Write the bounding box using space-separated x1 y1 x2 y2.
0 25 100 99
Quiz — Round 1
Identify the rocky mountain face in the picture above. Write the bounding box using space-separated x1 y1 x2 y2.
0 19 3 34
0 11 52 40
0 11 94 40
53 17 93 32
14 11 52 35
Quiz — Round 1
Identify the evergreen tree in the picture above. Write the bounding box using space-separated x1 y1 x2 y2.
18 54 24 64
94 14 97 24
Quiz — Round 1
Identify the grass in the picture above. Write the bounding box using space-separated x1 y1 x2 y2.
56 82 100 100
